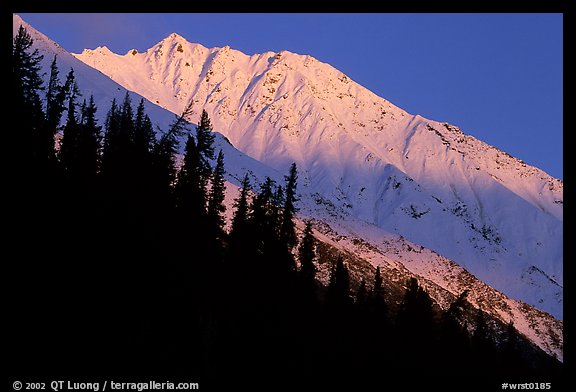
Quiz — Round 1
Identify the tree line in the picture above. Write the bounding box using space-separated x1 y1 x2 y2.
11 25 561 389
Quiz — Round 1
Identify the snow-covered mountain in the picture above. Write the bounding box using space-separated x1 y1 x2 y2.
73 31 563 321
13 14 563 360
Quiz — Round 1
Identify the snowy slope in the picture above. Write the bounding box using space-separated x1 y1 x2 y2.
13 14 562 360
73 32 563 320
12 15 176 133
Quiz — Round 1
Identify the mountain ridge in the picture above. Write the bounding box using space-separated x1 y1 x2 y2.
73 29 563 320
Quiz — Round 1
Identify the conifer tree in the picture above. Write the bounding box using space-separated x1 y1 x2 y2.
13 25 46 174
397 278 436 328
271 185 285 238
100 98 120 186
76 95 102 187
298 220 317 299
249 176 280 278
225 174 264 306
134 99 155 152
119 92 135 146
438 290 472 367
175 134 205 220
45 56 63 121
100 95 137 199
152 101 191 205
470 307 494 369
355 278 368 306
501 320 525 373
280 163 299 251
396 277 437 367
44 56 67 155
368 266 386 310
13 25 44 113
133 99 155 197
185 110 215 210
251 177 276 242
59 69 82 184
442 290 470 334
196 109 216 163
327 256 352 308
207 149 227 239
372 267 384 297
229 173 252 241
227 173 257 298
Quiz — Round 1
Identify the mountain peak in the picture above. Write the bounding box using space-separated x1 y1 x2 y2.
81 46 113 56
158 32 191 48
166 32 186 41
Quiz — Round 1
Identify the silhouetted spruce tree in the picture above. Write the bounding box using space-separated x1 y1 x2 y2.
119 93 139 196
44 56 67 160
298 220 317 303
438 290 472 369
397 278 436 329
100 97 119 175
324 256 353 366
470 307 495 370
132 99 156 202
229 173 252 245
207 149 226 241
395 277 437 368
193 110 215 209
151 101 191 207
250 176 277 254
257 178 282 257
196 109 216 163
175 134 206 222
174 106 213 218
45 57 64 121
272 184 285 229
134 99 155 154
76 95 102 190
270 184 285 262
368 266 386 309
101 97 132 198
198 149 227 306
248 177 280 298
355 278 368 306
327 256 352 309
280 162 299 251
226 173 254 293
119 92 135 146
367 266 389 336
501 320 526 374
59 69 82 185
13 25 47 181
267 167 300 278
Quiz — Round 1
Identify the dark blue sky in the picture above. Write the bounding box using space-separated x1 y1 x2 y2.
19 13 563 179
